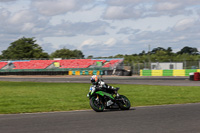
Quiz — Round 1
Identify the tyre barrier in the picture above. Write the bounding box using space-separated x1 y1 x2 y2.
189 72 200 81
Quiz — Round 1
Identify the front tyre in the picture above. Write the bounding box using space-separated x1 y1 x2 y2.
118 95 131 110
90 96 105 112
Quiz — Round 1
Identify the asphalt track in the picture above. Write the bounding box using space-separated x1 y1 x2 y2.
0 76 200 133
0 75 199 86
1 103 200 133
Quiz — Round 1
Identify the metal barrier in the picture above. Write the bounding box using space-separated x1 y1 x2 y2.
140 69 200 76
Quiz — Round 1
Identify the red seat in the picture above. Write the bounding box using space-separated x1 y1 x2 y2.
13 60 54 69
0 62 8 69
103 59 122 68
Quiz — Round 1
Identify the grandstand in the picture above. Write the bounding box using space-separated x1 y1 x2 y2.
0 58 130 76
8 59 122 69
56 59 107 68
0 62 8 69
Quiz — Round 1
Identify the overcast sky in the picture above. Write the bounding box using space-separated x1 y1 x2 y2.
0 0 200 57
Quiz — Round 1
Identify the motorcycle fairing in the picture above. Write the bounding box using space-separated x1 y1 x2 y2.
95 91 114 100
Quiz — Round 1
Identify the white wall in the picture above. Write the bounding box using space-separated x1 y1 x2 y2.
151 62 183 70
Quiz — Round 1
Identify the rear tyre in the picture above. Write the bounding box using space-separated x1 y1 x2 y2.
90 96 105 112
118 95 131 110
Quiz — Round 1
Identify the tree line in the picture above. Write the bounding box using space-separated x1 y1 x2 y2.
0 37 199 64
0 37 84 60
112 46 200 65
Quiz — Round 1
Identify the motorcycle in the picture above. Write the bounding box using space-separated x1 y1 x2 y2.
87 85 131 112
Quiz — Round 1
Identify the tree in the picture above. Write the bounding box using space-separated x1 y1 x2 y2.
73 49 84 58
1 37 49 59
151 47 166 54
50 48 84 59
177 46 199 55
166 47 173 55
87 55 93 59
139 50 146 56
114 54 124 58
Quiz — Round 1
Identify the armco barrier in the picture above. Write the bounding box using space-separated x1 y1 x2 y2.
140 69 200 76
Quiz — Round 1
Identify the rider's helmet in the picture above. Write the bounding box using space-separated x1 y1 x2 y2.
91 75 99 85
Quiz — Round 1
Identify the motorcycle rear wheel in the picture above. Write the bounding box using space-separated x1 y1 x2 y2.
90 96 105 112
118 95 131 110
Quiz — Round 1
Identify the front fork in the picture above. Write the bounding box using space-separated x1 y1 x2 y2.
114 90 120 99
95 95 100 101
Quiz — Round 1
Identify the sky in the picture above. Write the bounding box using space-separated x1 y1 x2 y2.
0 0 200 57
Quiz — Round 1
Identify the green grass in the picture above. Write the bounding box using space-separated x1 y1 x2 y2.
0 81 200 114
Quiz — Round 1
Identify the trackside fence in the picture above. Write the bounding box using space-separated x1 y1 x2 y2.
0 68 109 76
127 60 200 75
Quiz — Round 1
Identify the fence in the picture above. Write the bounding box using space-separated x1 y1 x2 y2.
0 67 109 76
126 60 200 75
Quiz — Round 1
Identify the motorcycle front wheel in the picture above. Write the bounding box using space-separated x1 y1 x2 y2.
118 95 131 110
90 96 105 112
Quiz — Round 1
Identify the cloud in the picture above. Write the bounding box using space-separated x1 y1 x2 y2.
41 43 55 53
79 38 97 50
47 20 109 37
103 0 198 20
32 0 76 16
117 27 140 34
0 0 17 2
80 38 139 57
32 0 93 16
106 0 148 6
104 38 116 47
103 6 143 19
59 44 77 50
3 9 49 35
8 10 35 24
154 2 182 11
0 8 10 23
0 7 50 47
174 18 195 31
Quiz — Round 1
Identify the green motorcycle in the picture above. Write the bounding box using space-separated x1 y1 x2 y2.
87 86 131 112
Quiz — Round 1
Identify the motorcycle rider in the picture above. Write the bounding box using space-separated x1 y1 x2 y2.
90 75 118 93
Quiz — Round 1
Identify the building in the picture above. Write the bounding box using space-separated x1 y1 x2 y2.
151 62 183 70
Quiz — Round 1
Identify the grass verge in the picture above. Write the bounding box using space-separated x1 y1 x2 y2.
0 81 200 114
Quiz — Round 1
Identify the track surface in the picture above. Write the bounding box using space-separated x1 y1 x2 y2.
1 103 200 133
0 75 199 86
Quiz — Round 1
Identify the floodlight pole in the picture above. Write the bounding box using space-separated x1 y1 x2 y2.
148 44 151 70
